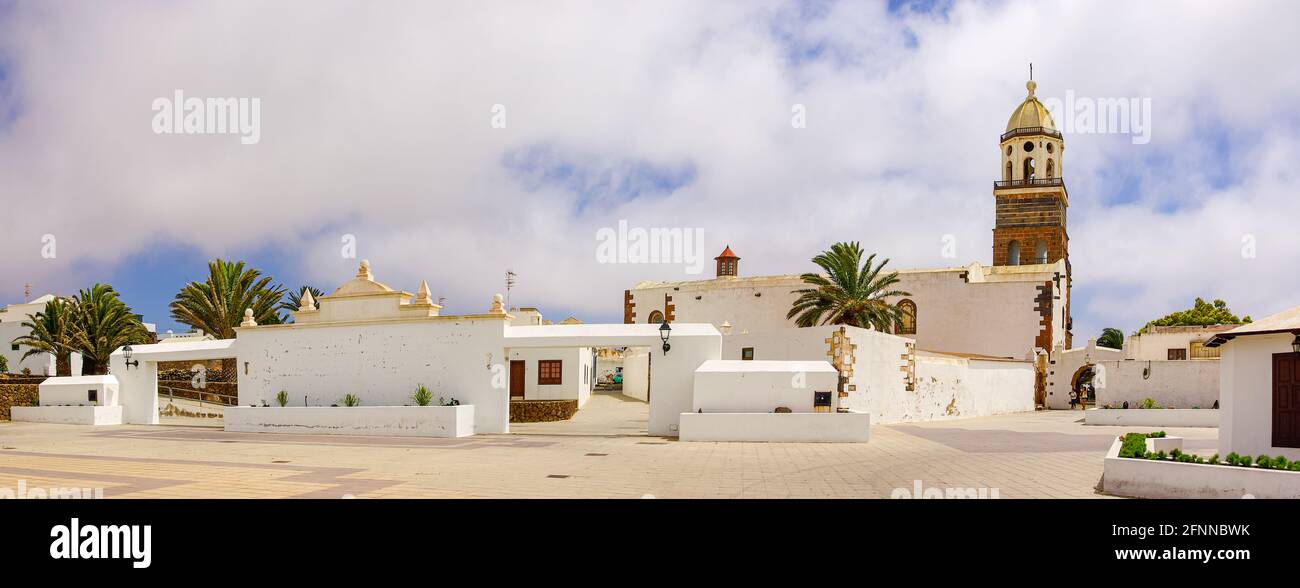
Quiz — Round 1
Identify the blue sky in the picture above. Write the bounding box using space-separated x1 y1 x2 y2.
2 0 1299 342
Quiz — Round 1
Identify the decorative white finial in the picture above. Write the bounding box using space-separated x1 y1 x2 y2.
357 259 372 280
298 289 317 312
240 308 257 327
489 293 506 315
415 280 433 304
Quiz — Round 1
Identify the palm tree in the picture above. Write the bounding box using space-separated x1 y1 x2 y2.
1098 327 1125 350
787 241 911 332
11 297 77 376
69 284 149 375
170 259 286 375
281 285 325 317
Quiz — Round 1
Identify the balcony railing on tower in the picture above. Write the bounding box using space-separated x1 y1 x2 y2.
1001 126 1063 142
994 177 1064 189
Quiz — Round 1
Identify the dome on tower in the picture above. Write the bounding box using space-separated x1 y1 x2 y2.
1005 80 1056 132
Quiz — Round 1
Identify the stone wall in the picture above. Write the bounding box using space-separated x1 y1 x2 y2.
0 383 40 420
509 399 578 423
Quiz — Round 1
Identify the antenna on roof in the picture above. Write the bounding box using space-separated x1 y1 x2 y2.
505 270 517 309
1029 62 1033 82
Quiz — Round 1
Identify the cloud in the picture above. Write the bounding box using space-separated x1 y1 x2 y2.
1 0 1298 339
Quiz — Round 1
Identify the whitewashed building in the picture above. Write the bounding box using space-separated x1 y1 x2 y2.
625 80 1074 368
1208 306 1300 460
1 294 63 375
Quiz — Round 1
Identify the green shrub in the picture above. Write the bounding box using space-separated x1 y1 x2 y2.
1209 454 1220 465
1274 456 1290 470
1139 397 1158 409
1170 448 1183 459
341 393 361 407
412 384 433 407
1256 455 1273 469
1118 433 1148 458
1149 431 1167 438
0 355 8 373
275 390 289 407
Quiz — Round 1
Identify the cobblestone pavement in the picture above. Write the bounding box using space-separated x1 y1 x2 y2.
0 392 1217 498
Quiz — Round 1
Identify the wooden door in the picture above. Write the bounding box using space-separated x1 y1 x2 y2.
1274 353 1300 448
510 360 525 399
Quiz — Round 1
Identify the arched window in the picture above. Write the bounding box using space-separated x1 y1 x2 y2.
1034 240 1048 264
1045 158 1055 179
647 310 664 324
1007 240 1021 266
1004 161 1012 181
896 299 917 335
1022 158 1036 180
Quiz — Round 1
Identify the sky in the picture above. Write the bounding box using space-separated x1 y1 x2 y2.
1 0 1299 342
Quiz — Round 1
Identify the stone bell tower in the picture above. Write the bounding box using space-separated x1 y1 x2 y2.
993 79 1069 268
993 77 1072 347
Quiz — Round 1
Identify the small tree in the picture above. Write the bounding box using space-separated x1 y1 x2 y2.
1140 298 1250 334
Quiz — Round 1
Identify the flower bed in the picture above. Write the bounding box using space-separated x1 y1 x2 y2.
1102 433 1300 498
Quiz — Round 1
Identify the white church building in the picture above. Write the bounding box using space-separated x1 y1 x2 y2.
624 79 1074 407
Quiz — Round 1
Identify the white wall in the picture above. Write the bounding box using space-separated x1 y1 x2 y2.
38 375 119 406
691 360 838 413
723 326 1035 424
1220 333 1300 460
1094 359 1219 409
235 318 512 434
630 260 1065 362
622 347 649 401
505 346 594 407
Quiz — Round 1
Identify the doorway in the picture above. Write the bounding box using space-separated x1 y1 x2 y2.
1273 353 1300 448
510 360 526 399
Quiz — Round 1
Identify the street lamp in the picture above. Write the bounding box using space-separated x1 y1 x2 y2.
659 321 672 356
122 345 139 370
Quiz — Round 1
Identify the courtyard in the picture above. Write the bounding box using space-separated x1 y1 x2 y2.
0 392 1219 499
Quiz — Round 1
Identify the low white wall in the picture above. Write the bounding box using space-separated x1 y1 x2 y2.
38 375 119 407
1084 408 1219 427
1095 359 1219 409
11 406 123 425
224 405 475 438
1219 333 1300 460
678 412 871 442
723 326 1035 424
1102 437 1300 499
900 355 1036 422
692 360 838 413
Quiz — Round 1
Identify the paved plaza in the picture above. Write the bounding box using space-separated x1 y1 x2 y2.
0 392 1218 498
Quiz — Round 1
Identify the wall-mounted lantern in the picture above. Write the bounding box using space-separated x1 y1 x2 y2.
122 345 139 370
659 321 672 356
1292 334 1300 355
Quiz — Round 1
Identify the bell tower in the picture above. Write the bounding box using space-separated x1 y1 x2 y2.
993 76 1072 347
993 79 1068 268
